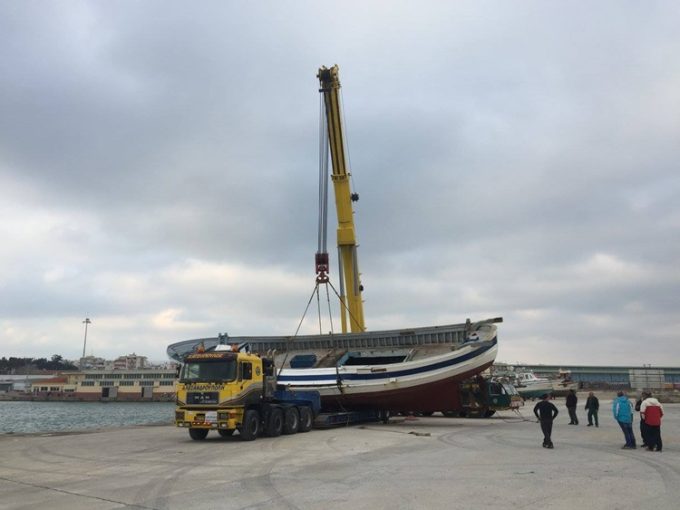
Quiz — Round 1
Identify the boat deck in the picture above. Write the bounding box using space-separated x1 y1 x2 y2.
166 317 502 363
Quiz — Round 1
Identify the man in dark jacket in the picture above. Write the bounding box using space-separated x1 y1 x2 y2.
534 393 559 448
566 389 579 425
585 391 599 427
635 392 650 447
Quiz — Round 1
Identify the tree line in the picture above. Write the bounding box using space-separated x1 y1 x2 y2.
0 354 77 374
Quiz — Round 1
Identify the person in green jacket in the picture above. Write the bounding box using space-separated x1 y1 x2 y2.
585 391 599 427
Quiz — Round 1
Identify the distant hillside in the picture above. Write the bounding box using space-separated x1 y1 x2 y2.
0 355 77 374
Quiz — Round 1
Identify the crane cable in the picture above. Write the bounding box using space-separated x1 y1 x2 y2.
279 276 356 378
277 283 320 378
318 93 330 255
325 283 334 334
316 284 322 334
325 279 364 333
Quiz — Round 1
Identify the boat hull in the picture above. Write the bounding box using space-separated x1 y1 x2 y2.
516 383 554 400
278 337 498 412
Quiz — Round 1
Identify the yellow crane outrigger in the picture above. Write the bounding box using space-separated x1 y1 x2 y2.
316 65 365 333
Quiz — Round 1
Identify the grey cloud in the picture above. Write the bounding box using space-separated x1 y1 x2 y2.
1 1 679 363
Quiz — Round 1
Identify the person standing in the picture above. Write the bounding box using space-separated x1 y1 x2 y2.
566 389 579 425
585 391 599 427
640 393 664 452
534 393 559 448
613 391 636 449
635 392 650 447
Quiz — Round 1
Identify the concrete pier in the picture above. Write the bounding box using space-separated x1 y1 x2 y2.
0 400 678 509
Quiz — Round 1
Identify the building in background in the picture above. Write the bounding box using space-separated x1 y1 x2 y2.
112 353 148 370
0 374 62 394
78 356 107 370
30 369 176 401
519 364 680 390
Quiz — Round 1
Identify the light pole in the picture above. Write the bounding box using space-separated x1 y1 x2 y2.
82 318 92 358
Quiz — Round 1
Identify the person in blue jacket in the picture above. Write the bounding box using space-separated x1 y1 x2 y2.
612 391 636 449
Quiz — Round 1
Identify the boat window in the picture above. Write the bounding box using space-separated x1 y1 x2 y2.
179 359 237 383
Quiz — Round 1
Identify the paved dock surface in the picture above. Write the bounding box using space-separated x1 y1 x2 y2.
0 400 678 509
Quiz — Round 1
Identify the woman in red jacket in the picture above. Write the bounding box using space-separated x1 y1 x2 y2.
640 394 664 452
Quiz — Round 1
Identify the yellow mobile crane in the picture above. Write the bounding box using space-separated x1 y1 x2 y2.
175 67 378 441
315 65 365 333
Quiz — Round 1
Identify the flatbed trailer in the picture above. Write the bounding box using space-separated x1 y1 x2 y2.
314 410 381 428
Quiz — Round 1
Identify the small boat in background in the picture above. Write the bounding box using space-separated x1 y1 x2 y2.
511 371 553 400
550 369 579 396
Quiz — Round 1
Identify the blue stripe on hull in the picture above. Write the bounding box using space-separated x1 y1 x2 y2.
277 338 497 383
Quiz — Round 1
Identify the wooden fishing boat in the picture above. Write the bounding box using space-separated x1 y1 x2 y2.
277 324 498 413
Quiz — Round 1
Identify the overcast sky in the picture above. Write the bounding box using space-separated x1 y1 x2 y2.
1 1 678 366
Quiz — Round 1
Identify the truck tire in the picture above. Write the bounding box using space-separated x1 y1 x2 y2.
298 406 313 432
283 407 299 435
189 428 209 441
265 408 283 437
239 409 260 441
218 429 235 437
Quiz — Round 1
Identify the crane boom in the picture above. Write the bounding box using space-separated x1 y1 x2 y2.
317 65 365 333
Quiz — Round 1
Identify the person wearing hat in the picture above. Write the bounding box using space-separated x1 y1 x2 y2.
533 393 559 449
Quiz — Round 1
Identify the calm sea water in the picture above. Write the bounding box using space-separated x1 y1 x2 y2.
0 401 175 434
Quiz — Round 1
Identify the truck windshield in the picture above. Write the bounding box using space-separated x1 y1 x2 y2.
180 360 237 382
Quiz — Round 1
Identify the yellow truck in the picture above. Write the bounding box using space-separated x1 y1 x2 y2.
175 346 320 441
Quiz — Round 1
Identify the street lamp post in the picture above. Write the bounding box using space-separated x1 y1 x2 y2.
82 318 92 358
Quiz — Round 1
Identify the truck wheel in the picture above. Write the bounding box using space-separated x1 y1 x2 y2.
189 428 209 441
298 406 313 432
218 429 235 437
265 408 283 437
239 409 260 441
283 407 299 435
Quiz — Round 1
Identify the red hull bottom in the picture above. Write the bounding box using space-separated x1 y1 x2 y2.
318 361 494 413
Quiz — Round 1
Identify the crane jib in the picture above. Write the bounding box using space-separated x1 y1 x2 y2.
315 65 365 333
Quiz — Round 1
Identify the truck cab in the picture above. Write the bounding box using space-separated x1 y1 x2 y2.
175 346 318 441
